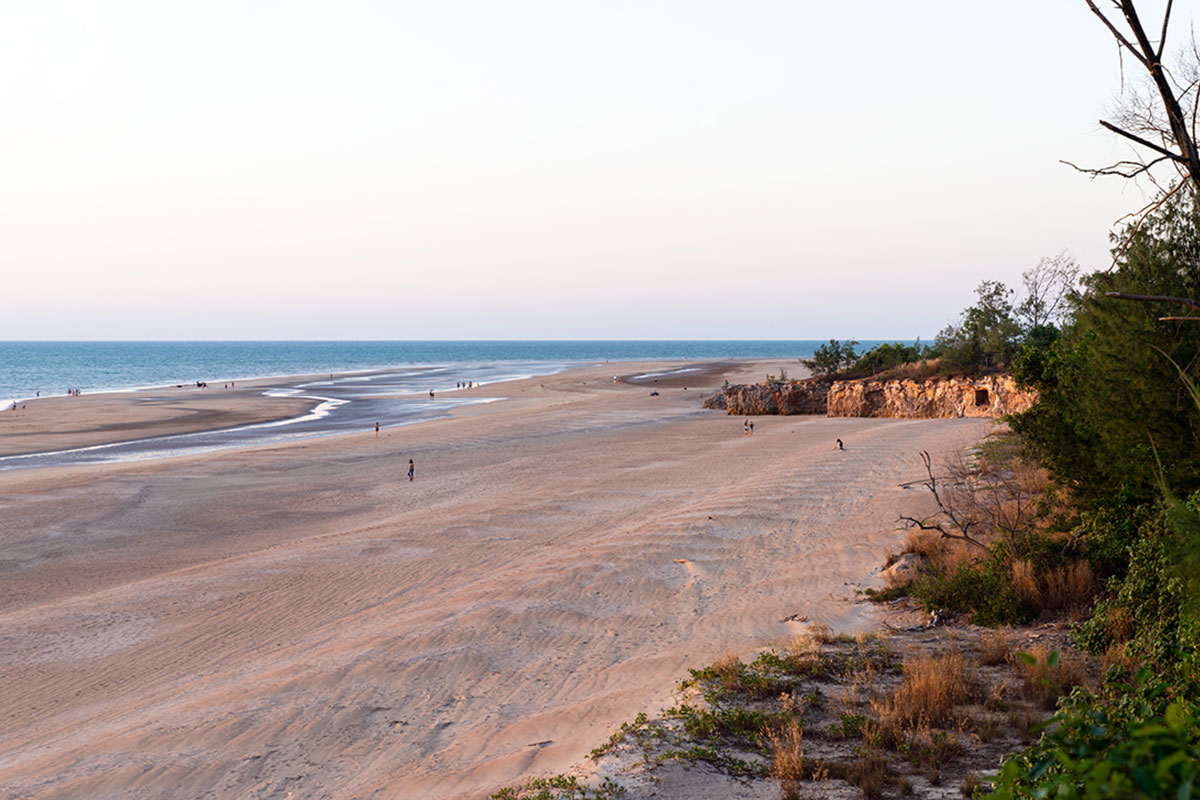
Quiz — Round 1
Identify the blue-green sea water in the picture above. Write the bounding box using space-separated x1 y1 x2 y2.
0 341 905 406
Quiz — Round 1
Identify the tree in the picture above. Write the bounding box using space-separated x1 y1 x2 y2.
1076 1 1200 195
1012 189 1200 503
800 339 858 377
1017 251 1081 331
1071 1 1200 327
935 280 1022 370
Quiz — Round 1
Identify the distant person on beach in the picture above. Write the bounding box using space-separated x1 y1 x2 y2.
835 438 844 450
375 422 380 436
749 421 754 435
744 419 749 436
408 459 415 481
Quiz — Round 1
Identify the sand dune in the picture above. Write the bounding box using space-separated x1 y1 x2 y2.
0 361 994 798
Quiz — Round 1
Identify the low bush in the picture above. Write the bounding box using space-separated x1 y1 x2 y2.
909 555 1035 626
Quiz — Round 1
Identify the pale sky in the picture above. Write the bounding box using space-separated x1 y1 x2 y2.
0 1 1180 340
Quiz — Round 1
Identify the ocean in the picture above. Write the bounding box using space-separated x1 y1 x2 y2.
0 341 906 406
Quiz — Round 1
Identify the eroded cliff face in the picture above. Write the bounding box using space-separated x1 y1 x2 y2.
703 381 830 415
826 374 1035 418
709 375 1034 419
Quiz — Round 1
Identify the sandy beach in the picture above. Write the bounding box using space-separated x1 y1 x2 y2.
0 360 994 799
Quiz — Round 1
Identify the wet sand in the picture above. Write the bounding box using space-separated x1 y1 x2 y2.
0 360 994 798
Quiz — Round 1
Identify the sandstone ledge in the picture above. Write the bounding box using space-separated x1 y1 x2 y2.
707 374 1034 419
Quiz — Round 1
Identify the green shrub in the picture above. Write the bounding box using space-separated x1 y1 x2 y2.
910 556 1035 627
853 341 933 375
988 676 1200 800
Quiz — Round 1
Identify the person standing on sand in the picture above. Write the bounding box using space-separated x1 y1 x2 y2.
744 419 750 436
408 459 415 481
749 421 754 436
375 422 380 436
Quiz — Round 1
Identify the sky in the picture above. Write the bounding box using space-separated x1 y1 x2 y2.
0 1 1185 340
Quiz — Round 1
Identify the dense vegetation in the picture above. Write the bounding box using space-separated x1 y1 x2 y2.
802 254 1078 379
850 191 1200 798
979 192 1200 798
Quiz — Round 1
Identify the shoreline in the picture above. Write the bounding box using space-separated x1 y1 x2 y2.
0 358 747 465
0 358 993 798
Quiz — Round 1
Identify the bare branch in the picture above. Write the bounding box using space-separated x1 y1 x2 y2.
1160 315 1200 320
1061 155 1172 179
1085 0 1150 64
1105 291 1200 311
1159 0 1175 60
1099 119 1186 160
905 451 990 552
898 515 947 533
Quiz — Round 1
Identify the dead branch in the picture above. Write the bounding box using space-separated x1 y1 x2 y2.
1105 291 1200 311
901 451 990 552
1061 155 1173 179
1098 119 1185 161
1086 0 1149 64
1084 1 1200 196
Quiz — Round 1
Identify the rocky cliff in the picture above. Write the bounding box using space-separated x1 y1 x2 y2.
703 381 830 415
709 374 1034 419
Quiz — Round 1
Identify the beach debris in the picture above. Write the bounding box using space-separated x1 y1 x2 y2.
527 740 554 748
780 613 808 623
673 558 689 564
927 608 953 627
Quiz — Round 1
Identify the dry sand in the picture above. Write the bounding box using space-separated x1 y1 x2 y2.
0 360 995 799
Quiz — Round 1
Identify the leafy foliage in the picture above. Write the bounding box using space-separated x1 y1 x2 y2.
1011 191 1200 504
853 341 934 375
934 280 1023 371
800 339 859 377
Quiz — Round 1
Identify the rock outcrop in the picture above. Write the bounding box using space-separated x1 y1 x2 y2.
710 374 1034 419
825 374 1035 419
705 381 830 415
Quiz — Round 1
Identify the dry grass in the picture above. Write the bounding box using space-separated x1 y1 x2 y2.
1012 461 1050 498
832 647 880 719
1011 560 1040 609
783 633 823 668
1016 645 1090 710
824 749 891 800
1012 560 1099 617
983 680 1012 711
899 528 976 573
1041 561 1098 614
765 719 805 800
977 627 1013 667
872 653 972 735
877 359 942 382
711 651 744 692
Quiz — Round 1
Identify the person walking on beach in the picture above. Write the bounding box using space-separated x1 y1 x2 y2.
749 421 754 436
744 419 750 436
408 459 415 481
375 422 380 436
